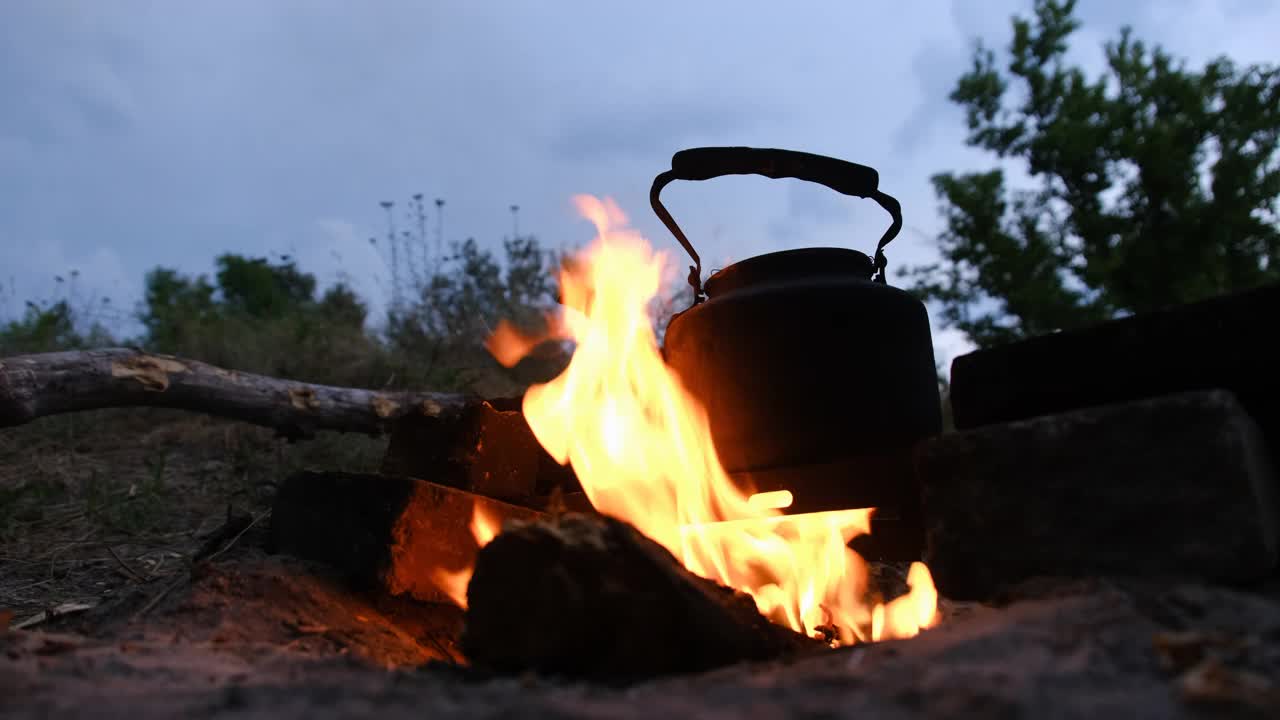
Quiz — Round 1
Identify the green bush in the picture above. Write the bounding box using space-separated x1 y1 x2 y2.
137 254 391 387
0 300 115 355
1 203 691 395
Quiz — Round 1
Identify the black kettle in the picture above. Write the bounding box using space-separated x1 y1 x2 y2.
652 147 942 560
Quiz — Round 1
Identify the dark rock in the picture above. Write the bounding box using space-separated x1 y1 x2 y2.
268 470 542 605
949 281 1280 467
916 390 1279 600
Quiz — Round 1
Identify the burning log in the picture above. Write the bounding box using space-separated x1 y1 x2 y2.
268 470 543 605
380 399 580 506
460 513 825 683
0 347 477 440
916 389 1280 601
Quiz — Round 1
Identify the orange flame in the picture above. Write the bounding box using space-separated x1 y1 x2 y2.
488 194 938 644
471 504 503 547
432 504 505 609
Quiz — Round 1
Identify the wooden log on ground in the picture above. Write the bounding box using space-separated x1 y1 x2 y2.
0 347 476 440
461 513 824 683
268 470 543 605
916 390 1280 601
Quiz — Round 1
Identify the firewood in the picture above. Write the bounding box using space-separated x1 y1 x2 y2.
0 348 478 440
461 513 824 683
269 471 543 606
380 401 579 505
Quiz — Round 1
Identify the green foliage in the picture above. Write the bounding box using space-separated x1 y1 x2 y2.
125 226 565 391
1 191 689 397
140 267 217 352
383 234 563 389
391 236 556 347
907 0 1280 348
138 253 377 385
215 255 317 318
0 300 114 355
1 301 80 353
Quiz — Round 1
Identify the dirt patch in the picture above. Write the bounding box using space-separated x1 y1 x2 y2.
0 408 385 618
4 567 1279 719
39 549 466 668
5 407 1280 719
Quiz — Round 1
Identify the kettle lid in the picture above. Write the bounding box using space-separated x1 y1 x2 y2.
703 247 875 298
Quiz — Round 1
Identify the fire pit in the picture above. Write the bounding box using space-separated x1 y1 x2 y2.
256 166 948 685
481 188 941 653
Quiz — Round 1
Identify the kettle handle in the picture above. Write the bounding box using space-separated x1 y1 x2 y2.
650 147 903 302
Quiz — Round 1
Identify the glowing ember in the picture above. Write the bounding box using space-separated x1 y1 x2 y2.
484 194 938 644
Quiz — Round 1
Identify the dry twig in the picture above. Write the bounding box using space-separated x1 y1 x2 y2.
105 545 150 584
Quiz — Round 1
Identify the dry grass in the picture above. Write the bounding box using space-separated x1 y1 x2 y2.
0 407 387 618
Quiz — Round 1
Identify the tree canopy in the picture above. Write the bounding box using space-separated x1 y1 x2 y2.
906 0 1280 348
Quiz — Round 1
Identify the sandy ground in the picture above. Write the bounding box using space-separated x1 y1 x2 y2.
3 410 1280 718
4 556 1279 719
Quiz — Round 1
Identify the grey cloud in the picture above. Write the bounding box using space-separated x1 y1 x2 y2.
1 0 1272 346
1223 0 1277 16
892 42 969 157
1 5 140 144
546 98 771 164
785 178 854 224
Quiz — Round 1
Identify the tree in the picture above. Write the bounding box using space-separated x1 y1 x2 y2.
213 255 317 320
0 301 110 354
906 0 1280 348
384 234 562 384
139 267 217 351
138 254 371 384
141 254 367 349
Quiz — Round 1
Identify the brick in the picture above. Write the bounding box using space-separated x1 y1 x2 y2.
268 471 543 605
916 390 1279 600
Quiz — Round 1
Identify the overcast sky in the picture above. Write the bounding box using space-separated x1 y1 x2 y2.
3 0 1278 366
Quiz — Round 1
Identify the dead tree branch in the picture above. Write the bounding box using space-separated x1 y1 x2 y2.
0 347 479 440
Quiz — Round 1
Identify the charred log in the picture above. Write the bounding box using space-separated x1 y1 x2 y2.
380 403 579 505
269 471 542 605
0 348 477 440
461 513 824 683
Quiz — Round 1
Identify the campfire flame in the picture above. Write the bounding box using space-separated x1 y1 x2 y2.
484 195 938 645
432 505 504 610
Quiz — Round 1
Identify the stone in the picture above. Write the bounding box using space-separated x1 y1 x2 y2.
916 390 1279 600
948 281 1280 465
